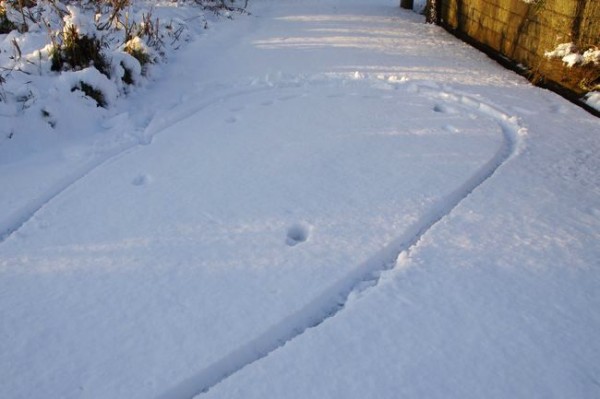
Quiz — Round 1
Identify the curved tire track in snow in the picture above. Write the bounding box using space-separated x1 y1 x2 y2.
0 86 277 245
156 84 527 399
0 146 134 244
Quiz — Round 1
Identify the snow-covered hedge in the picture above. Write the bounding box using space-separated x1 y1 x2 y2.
0 0 248 142
0 0 191 106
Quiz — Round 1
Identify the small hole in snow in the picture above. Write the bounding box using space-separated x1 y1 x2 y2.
433 104 458 114
286 223 310 247
132 174 151 186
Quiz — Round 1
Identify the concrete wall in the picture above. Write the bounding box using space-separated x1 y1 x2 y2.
435 0 599 94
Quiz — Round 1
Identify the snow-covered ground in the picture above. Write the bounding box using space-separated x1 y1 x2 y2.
1 0 599 398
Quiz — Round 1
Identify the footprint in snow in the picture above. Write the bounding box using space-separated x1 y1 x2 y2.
443 124 460 133
433 103 457 114
550 104 569 114
286 223 311 247
278 94 300 102
132 174 151 186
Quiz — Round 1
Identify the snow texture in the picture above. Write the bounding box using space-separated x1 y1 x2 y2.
585 91 600 111
1 1 599 399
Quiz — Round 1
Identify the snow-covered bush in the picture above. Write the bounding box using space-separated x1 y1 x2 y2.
196 0 249 14
123 36 151 67
0 3 17 33
0 0 248 140
50 22 109 76
62 67 118 107
1 1 25 33
1 1 187 109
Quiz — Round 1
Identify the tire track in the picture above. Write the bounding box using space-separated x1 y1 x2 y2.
0 85 276 245
156 84 527 399
1 77 526 398
0 145 135 244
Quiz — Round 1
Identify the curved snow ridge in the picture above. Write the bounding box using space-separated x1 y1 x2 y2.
157 85 527 399
426 87 528 158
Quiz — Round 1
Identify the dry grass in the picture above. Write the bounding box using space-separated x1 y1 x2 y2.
536 58 599 94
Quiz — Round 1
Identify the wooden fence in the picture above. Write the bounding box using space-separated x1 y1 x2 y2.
427 0 599 95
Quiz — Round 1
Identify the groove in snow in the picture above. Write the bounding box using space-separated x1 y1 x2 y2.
154 84 526 399
0 86 277 245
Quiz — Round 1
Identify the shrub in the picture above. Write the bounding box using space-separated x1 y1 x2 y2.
195 0 249 15
1 0 37 33
51 24 110 77
120 62 133 84
72 81 106 107
123 36 151 67
0 4 17 33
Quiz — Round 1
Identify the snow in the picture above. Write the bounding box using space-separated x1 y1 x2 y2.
60 67 120 105
583 48 600 65
0 0 198 143
412 0 428 13
63 5 96 37
1 1 599 399
545 42 600 68
586 91 600 111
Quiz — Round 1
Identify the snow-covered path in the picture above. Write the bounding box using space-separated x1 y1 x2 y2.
1 1 600 399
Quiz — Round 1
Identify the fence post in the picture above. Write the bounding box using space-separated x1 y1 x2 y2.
426 0 441 24
400 0 414 9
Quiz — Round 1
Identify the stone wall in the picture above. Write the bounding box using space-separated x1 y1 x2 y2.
434 0 599 94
